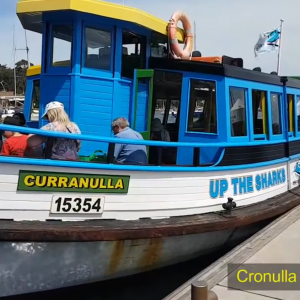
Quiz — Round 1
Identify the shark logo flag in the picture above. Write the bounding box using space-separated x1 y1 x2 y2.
254 26 281 57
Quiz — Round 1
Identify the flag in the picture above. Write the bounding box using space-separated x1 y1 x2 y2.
254 27 281 57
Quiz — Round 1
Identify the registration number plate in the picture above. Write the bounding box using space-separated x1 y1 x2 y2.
50 196 105 214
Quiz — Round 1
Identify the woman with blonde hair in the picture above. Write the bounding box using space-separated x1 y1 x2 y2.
27 101 81 160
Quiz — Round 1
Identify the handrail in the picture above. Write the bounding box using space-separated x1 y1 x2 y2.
0 124 288 148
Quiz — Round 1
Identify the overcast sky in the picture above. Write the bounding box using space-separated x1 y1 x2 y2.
0 0 298 75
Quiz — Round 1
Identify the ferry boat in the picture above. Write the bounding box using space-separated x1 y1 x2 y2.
1 0 300 297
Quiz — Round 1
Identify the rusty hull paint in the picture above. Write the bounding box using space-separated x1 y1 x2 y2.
107 240 125 275
0 188 299 242
139 238 163 267
106 238 163 275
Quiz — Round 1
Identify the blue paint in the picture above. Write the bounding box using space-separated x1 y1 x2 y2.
133 82 149 132
0 152 288 172
39 76 71 128
209 167 286 198
35 10 153 158
23 76 34 122
177 75 226 165
19 8 300 173
76 77 114 155
255 169 286 191
113 81 131 121
0 124 289 148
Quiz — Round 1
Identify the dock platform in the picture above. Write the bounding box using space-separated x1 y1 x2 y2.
165 204 300 300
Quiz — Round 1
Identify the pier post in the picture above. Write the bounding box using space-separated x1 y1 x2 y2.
191 280 218 300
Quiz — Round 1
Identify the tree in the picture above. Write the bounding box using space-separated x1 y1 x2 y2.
0 60 34 95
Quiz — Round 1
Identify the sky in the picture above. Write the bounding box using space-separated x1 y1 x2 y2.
0 0 299 75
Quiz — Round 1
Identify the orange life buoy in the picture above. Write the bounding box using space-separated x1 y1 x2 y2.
168 11 194 59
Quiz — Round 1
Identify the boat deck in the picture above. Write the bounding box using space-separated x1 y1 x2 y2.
165 201 300 300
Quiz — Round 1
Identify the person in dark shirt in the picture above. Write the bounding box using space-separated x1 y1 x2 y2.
13 113 27 126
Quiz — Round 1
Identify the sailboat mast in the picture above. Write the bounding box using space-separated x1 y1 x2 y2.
13 25 17 97
24 30 30 68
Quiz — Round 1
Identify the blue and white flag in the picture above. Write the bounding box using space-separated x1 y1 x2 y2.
254 27 281 57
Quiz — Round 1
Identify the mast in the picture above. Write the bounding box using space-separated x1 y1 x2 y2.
13 25 17 97
24 30 30 68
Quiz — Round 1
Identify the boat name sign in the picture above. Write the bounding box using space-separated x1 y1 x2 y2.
209 167 286 198
17 170 130 193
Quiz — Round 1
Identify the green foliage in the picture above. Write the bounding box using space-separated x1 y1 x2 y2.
0 59 34 95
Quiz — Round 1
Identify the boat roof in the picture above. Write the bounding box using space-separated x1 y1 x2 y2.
27 65 41 77
17 0 184 41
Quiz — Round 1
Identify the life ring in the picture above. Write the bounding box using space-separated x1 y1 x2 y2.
168 11 194 59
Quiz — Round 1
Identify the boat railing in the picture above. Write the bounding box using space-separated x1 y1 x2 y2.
0 124 287 167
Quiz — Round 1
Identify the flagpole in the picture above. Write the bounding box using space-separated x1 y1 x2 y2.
276 19 284 75
194 21 196 50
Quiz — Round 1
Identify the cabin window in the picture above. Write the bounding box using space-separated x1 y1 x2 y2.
287 94 294 133
152 71 183 144
187 79 217 134
252 90 268 135
121 30 146 79
229 87 247 137
30 80 40 121
151 33 168 58
270 93 282 135
51 25 73 67
83 27 112 71
297 96 300 132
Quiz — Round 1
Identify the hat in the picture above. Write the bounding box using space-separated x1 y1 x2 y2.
151 118 164 132
42 101 64 118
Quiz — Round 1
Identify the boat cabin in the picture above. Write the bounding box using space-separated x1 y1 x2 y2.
19 0 300 167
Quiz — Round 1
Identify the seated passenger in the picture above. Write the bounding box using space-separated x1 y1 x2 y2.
27 101 81 160
13 113 27 127
112 117 147 165
150 118 170 142
149 118 173 164
1 116 28 157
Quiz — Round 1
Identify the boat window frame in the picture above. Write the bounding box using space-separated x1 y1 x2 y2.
268 92 284 140
228 86 249 141
121 29 147 80
287 93 295 138
46 22 74 75
81 23 115 78
295 95 300 137
251 89 268 141
29 79 40 122
185 77 218 135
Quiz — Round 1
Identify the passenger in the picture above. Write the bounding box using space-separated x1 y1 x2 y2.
150 118 170 142
27 101 81 160
1 116 28 157
112 117 147 165
149 118 173 164
0 115 2 151
13 113 27 127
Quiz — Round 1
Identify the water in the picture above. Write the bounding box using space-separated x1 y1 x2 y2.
5 245 236 300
